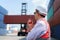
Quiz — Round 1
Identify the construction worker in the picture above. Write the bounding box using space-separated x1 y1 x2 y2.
26 0 51 40
26 7 50 40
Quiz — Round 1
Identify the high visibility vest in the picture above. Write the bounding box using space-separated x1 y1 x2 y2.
40 19 50 38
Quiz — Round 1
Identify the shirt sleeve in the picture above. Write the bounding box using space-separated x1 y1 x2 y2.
26 22 48 40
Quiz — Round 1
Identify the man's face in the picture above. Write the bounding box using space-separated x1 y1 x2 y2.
34 12 38 20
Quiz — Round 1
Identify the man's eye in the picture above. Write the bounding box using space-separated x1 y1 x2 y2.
34 12 36 14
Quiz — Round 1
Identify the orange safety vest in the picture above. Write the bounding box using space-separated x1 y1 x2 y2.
40 19 50 39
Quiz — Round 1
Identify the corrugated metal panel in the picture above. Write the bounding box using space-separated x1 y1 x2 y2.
48 0 60 26
0 14 4 21
49 8 60 26
4 15 35 24
53 0 60 12
47 7 54 20
53 8 60 25
0 6 8 15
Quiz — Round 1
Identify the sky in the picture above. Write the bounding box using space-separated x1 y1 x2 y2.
0 0 50 15
0 0 37 15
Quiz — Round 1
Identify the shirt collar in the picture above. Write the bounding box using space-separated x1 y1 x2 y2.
37 18 45 23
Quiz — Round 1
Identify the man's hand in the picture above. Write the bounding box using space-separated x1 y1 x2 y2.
27 19 34 32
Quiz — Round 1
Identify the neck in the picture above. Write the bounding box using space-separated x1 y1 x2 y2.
37 16 43 20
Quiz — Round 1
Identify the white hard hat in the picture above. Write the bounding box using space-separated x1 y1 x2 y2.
36 6 47 16
33 0 50 16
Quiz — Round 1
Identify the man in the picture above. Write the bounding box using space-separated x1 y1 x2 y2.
26 6 50 40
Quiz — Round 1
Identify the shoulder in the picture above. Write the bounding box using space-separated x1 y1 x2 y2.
37 20 46 26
